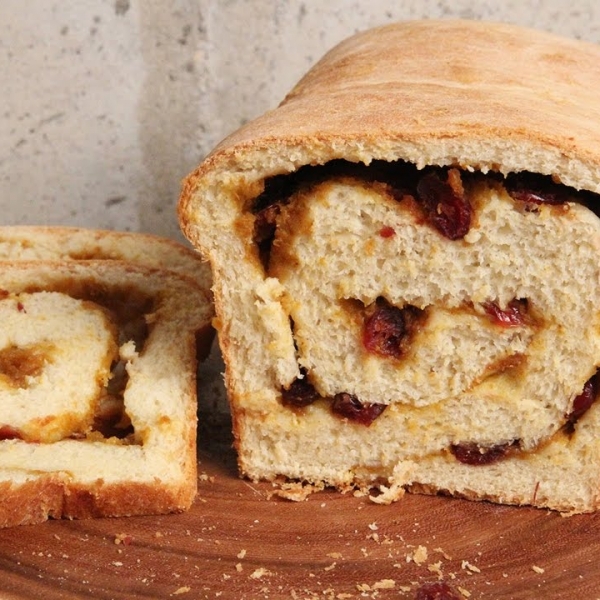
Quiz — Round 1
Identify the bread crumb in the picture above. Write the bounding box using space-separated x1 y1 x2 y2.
235 563 243 572
271 481 325 501
324 562 336 571
461 560 481 573
369 463 414 504
171 587 191 596
237 549 247 559
250 568 271 579
357 579 396 592
428 560 444 579
114 533 133 546
373 579 395 590
368 522 378 531
532 565 545 574
458 586 471 598
407 545 428 565
434 547 452 560
327 552 343 559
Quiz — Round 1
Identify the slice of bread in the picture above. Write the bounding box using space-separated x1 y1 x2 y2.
0 232 214 527
178 20 600 513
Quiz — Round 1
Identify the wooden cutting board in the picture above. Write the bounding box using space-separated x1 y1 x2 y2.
0 353 598 600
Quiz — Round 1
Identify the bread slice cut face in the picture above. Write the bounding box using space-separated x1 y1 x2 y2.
0 259 212 527
0 290 118 443
179 20 600 513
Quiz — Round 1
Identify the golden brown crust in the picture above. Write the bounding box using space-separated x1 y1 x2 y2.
180 20 600 242
0 477 196 527
61 479 195 521
405 481 597 515
0 478 65 527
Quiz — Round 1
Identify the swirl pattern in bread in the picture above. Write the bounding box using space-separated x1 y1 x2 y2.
0 229 214 527
179 20 600 513
0 291 118 443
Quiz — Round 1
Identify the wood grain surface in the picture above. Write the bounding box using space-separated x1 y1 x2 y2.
0 351 598 600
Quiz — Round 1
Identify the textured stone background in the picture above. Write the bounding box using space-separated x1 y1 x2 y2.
2 0 600 240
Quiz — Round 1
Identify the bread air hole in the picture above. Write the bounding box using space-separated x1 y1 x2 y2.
82 289 154 444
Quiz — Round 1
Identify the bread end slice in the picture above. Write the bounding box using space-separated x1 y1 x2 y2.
0 260 211 527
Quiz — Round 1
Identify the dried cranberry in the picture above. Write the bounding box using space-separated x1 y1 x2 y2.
281 372 320 408
483 299 528 328
505 172 569 205
331 393 386 426
379 225 396 238
416 168 471 240
450 440 516 465
363 298 424 359
566 371 600 428
415 582 461 600
0 425 22 441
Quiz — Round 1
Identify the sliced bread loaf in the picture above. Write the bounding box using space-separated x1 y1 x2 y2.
179 20 600 513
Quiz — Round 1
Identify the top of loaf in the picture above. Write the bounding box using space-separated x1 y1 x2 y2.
180 19 600 239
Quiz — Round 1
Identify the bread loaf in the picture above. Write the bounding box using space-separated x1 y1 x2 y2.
179 20 600 513
0 230 214 527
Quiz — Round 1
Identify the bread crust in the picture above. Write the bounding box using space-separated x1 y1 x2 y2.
0 225 211 296
180 19 600 229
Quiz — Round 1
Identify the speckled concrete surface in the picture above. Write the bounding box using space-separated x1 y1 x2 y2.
2 0 600 240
